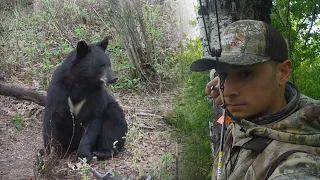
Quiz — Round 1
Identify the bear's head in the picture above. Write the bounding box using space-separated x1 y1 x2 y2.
68 37 118 85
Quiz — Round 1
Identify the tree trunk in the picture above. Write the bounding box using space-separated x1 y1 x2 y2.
198 0 272 56
196 0 273 177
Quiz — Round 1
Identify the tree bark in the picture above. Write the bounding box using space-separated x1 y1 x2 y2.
198 0 273 57
0 81 46 106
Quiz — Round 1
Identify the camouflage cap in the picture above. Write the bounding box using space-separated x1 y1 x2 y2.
190 20 288 71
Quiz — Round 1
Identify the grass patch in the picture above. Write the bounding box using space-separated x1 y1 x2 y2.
168 37 213 180
12 113 24 130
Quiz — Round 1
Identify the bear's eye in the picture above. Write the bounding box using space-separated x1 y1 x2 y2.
101 64 106 68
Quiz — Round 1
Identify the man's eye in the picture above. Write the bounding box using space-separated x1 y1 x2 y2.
239 71 253 77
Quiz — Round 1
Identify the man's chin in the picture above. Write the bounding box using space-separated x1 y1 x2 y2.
227 105 253 119
228 111 249 120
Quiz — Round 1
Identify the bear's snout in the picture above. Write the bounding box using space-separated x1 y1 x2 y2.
105 68 118 84
107 76 118 84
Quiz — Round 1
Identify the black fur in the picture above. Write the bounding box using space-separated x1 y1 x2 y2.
43 37 127 162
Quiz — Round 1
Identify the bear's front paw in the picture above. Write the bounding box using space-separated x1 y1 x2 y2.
76 148 93 162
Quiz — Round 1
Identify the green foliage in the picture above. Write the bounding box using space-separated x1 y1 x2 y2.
143 3 164 43
111 76 141 90
150 153 176 179
106 2 169 91
73 24 89 39
107 41 141 90
2 1 112 89
271 0 320 99
168 38 213 180
108 42 127 64
12 113 24 130
98 0 166 83
79 157 90 180
189 19 197 26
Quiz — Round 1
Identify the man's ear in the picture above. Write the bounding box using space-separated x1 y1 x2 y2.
76 40 89 58
278 60 291 85
97 37 109 51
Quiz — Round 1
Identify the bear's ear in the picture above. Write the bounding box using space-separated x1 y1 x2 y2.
76 40 89 58
97 37 109 51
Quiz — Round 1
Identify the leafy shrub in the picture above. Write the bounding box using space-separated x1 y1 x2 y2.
12 113 24 130
168 37 213 180
271 0 320 99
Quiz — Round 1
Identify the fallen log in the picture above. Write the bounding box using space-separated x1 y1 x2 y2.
0 81 47 106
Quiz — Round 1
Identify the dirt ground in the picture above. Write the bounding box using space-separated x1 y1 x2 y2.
0 95 44 179
0 88 178 179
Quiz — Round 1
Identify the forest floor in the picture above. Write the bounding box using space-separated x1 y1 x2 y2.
0 88 178 179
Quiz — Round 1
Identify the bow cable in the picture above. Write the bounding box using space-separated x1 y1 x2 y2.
198 0 228 179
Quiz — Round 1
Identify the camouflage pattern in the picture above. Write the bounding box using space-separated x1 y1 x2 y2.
190 20 288 72
269 152 320 180
211 83 320 180
218 20 270 65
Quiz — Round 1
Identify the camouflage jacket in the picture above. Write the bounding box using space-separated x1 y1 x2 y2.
212 82 320 180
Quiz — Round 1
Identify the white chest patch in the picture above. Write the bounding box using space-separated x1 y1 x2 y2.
68 97 86 116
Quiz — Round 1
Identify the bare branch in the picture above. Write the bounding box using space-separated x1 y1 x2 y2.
285 0 294 82
0 47 6 55
175 140 179 180
285 0 291 53
77 157 134 179
77 157 110 179
90 6 107 27
286 0 290 29
132 123 156 130
275 7 287 29
295 16 309 38
304 8 317 48
136 112 163 119
45 6 74 48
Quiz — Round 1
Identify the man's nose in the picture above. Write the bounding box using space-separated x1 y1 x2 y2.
220 76 240 97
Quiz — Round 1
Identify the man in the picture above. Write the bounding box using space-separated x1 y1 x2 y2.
190 20 320 180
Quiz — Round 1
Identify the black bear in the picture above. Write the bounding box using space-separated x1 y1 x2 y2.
43 37 128 162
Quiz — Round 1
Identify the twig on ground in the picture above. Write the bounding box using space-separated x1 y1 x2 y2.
175 140 179 180
0 47 6 55
136 112 163 119
121 106 157 114
77 157 113 179
132 123 156 130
